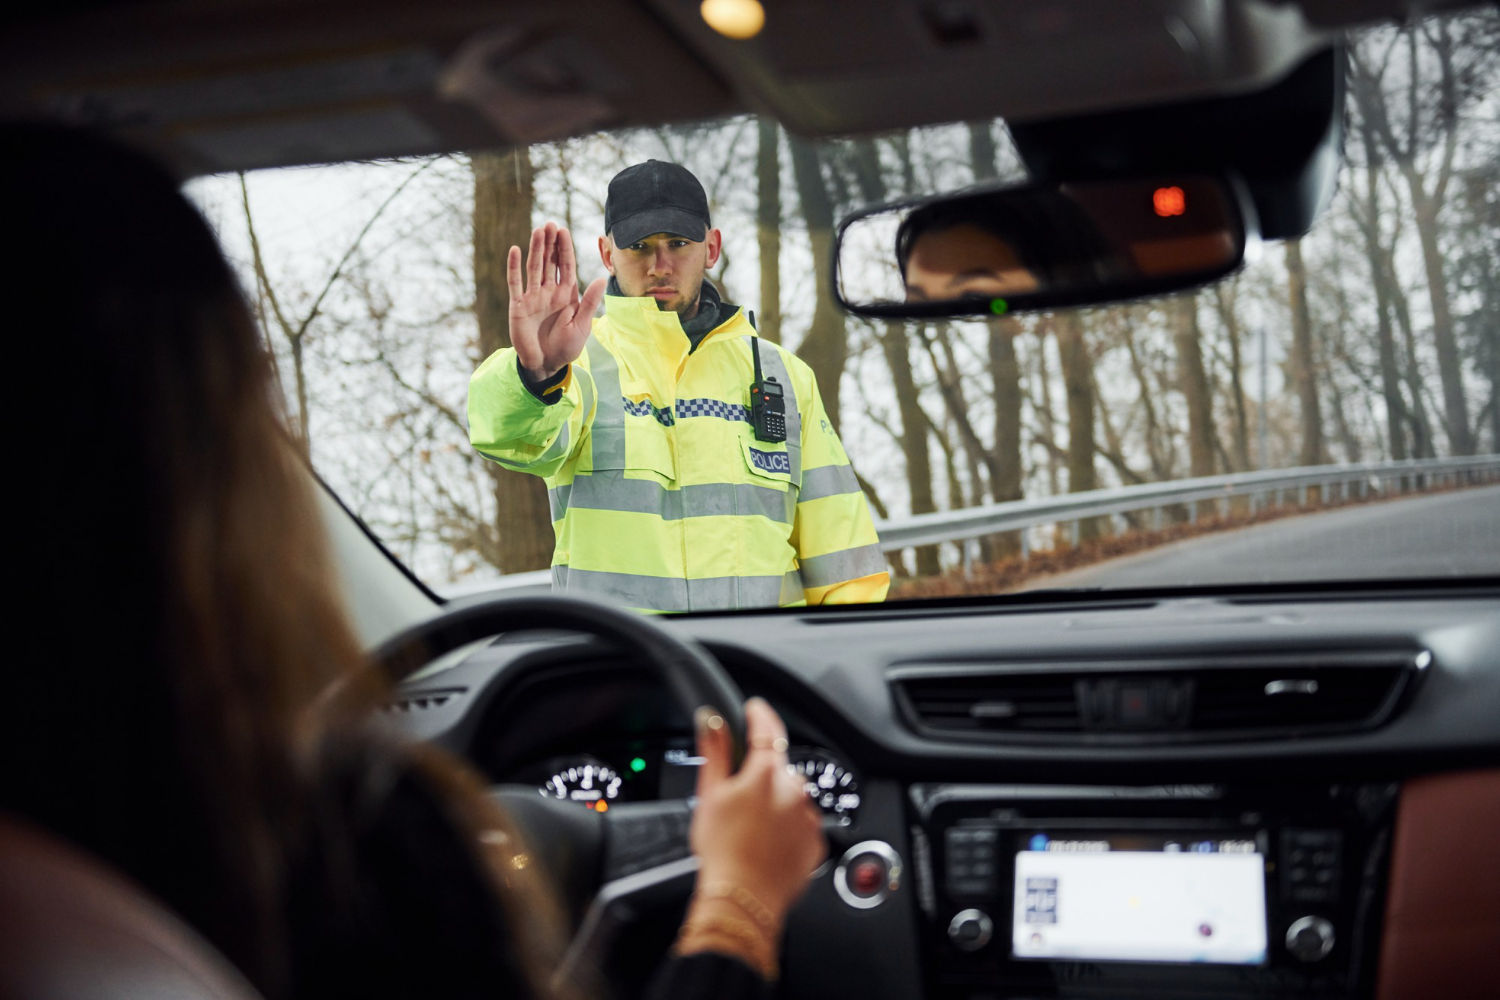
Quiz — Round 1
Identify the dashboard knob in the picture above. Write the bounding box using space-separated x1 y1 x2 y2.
947 908 993 952
1285 916 1335 962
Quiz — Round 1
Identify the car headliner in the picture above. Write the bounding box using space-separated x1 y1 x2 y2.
0 0 1482 177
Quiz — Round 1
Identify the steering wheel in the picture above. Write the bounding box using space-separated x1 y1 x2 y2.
373 593 749 993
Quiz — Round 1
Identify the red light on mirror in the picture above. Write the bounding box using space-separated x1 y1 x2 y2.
1153 186 1186 217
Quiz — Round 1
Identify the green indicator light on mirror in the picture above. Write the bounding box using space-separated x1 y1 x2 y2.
630 757 647 773
990 298 1009 316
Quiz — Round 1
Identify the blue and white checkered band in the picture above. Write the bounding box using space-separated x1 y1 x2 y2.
676 398 750 423
622 396 752 427
747 447 792 475
622 397 675 427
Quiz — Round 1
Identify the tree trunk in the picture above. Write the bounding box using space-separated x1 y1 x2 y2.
968 121 999 182
1055 312 1099 539
1406 180 1474 454
1032 321 1062 495
1172 293 1217 477
1386 255 1436 459
1353 122 1410 460
756 119 782 343
1212 284 1252 471
923 327 1000 491
879 322 941 576
788 136 848 431
473 149 554 573
1284 239 1325 466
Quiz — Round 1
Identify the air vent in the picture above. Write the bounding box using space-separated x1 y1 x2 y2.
893 672 1081 735
386 688 466 714
891 651 1426 743
1190 663 1409 733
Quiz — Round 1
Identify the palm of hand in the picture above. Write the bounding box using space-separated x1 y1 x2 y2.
508 221 607 381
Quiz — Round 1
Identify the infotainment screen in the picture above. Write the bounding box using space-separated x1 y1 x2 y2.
1011 832 1268 965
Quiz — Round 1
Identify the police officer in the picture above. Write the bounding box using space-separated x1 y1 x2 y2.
468 160 888 612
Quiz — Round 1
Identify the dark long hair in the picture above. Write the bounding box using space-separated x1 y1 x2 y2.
1 124 567 998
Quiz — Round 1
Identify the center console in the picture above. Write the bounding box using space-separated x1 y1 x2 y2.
907 782 1396 999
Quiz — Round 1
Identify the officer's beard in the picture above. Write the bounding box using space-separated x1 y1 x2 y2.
620 273 702 319
669 276 704 320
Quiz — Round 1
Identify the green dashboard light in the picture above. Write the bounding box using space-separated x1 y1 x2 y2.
990 297 1009 316
630 757 647 773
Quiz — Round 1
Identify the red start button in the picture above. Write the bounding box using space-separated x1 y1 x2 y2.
850 856 887 895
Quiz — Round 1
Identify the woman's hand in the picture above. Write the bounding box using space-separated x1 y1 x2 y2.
675 697 826 977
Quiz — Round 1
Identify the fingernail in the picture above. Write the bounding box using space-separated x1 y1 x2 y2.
693 706 715 735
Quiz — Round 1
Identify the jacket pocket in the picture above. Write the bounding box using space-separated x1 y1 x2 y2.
739 437 798 491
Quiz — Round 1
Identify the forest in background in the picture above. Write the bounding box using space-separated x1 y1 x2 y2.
188 14 1499 591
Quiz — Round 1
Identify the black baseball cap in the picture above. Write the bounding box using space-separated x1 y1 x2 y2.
605 160 710 246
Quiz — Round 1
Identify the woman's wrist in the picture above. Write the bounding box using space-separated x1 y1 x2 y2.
676 893 782 980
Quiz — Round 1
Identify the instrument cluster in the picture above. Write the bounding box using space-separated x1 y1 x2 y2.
514 742 861 824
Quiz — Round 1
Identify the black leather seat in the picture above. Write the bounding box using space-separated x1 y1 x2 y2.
0 815 262 1000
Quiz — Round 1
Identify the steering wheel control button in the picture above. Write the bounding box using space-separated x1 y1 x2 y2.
947 909 994 952
945 826 999 898
1285 916 1336 962
834 841 903 909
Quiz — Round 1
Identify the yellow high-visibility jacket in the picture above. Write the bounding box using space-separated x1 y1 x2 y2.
468 294 889 612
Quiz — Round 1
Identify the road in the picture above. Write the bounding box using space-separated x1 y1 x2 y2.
1023 485 1500 590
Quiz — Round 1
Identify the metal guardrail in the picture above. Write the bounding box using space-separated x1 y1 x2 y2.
874 454 1500 553
445 455 1500 598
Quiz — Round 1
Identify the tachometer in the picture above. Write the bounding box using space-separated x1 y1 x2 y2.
538 758 622 812
787 748 861 825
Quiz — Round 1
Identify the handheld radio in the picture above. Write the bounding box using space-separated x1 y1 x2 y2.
749 335 786 443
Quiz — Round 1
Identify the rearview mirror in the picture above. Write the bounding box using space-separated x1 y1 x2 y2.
833 175 1256 319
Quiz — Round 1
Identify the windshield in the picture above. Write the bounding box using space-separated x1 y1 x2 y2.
187 14 1498 608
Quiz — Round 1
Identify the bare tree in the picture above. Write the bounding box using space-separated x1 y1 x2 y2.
473 149 554 573
1351 19 1494 454
1283 239 1326 466
1055 311 1099 538
756 118 783 343
1172 293 1218 477
788 136 849 430
239 162 432 456
1211 281 1253 471
1345 102 1412 460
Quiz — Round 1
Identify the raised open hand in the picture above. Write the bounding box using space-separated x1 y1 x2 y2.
508 222 607 382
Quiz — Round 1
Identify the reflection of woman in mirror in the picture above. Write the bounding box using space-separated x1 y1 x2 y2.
895 192 1119 305
901 222 1041 300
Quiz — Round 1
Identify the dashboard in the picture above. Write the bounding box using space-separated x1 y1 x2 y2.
390 584 1500 1000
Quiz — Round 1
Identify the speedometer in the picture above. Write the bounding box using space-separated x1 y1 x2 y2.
787 748 861 825
538 758 622 812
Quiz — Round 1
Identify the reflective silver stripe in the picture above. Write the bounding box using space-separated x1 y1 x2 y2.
577 364 596 433
484 421 569 471
552 566 795 611
799 543 887 588
483 453 530 470
584 339 625 467
780 568 806 605
534 421 571 466
546 374 597 520
749 337 802 490
800 463 861 502
548 472 790 524
548 482 570 521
